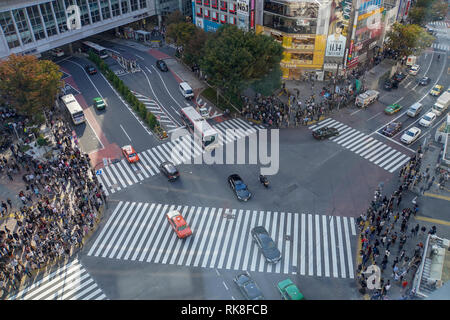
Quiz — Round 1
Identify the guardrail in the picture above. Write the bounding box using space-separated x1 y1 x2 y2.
412 233 431 298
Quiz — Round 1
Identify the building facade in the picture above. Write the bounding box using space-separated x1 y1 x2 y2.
0 0 156 59
192 0 256 33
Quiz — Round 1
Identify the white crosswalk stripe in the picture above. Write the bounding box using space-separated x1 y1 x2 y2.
8 259 107 300
309 118 411 172
97 119 265 194
431 43 450 51
87 201 356 278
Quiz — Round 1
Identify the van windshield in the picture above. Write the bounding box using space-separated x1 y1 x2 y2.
186 89 193 94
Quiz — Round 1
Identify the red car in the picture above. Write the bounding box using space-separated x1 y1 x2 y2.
122 145 139 163
166 210 192 239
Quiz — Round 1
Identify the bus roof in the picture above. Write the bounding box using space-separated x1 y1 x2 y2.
82 41 107 52
61 94 83 113
181 107 217 135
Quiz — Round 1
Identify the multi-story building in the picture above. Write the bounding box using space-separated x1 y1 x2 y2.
0 0 156 59
192 0 256 32
156 0 191 19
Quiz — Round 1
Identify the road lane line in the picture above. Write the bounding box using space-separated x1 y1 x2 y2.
315 214 321 277
367 112 382 121
336 216 346 278
322 215 330 277
389 156 411 173
343 217 354 279
98 202 131 258
124 203 153 260
284 212 292 274
300 214 306 275
110 202 141 259
375 131 415 153
146 204 177 263
308 213 313 276
177 207 203 266
330 216 338 278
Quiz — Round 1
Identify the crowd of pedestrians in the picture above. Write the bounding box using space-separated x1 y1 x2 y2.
355 150 437 300
0 114 105 298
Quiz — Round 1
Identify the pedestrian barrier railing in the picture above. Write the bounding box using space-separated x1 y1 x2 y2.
412 233 431 298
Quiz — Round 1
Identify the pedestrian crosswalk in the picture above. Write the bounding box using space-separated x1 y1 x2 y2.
87 201 357 278
132 90 180 129
8 259 107 300
431 43 449 52
309 118 411 173
96 119 265 195
428 21 449 28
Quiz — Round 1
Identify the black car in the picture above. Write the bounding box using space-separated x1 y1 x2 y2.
382 122 402 137
312 126 339 140
228 174 251 201
156 59 168 72
251 226 282 264
383 79 398 90
418 77 431 86
159 161 179 181
234 273 265 300
392 72 406 82
85 65 97 75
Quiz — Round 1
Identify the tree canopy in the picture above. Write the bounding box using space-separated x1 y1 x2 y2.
200 24 283 98
408 0 448 24
0 54 63 123
385 23 435 57
166 22 196 47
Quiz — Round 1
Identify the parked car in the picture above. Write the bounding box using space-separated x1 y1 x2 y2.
122 145 139 163
418 77 431 86
430 85 443 96
401 127 421 145
166 210 192 239
409 64 420 76
312 127 339 140
234 272 265 300
160 161 179 181
277 279 304 300
85 65 97 75
228 174 251 201
156 59 168 72
384 103 403 115
418 112 437 127
51 48 64 57
93 97 106 110
251 226 281 263
382 122 402 137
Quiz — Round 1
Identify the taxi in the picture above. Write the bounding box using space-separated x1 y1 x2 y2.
166 210 192 239
122 145 139 163
430 85 443 96
384 103 402 115
93 97 106 110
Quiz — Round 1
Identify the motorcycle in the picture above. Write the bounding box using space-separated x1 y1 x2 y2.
259 174 269 188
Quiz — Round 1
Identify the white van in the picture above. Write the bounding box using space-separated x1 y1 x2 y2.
355 90 379 108
179 82 194 99
406 102 423 117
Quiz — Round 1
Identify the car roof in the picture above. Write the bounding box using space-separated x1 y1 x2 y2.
408 127 420 133
252 226 268 235
424 112 435 117
122 145 133 153
93 97 103 101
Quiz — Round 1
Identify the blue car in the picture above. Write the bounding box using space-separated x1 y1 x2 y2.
228 174 251 201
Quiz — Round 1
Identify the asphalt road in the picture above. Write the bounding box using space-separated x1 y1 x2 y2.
32 24 449 301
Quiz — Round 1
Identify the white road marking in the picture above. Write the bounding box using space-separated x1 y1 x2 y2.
120 124 132 141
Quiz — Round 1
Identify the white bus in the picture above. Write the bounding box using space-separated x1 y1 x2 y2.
61 94 85 125
81 41 108 59
180 106 219 150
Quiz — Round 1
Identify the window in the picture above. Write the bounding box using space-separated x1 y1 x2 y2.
76 0 91 26
121 0 129 14
204 0 210 6
111 0 121 16
229 3 236 13
139 0 147 8
212 11 218 21
196 7 203 17
220 13 226 23
220 1 227 11
228 16 236 24
27 6 46 41
196 0 202 4
130 0 139 11
0 11 20 48
211 0 218 9
204 9 210 19
53 0 68 33
40 3 58 37
100 0 111 19
88 0 101 23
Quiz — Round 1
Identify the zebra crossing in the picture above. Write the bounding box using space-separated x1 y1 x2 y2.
309 118 411 173
96 118 265 195
8 259 107 300
87 201 357 279
428 21 449 28
431 43 450 52
132 90 179 129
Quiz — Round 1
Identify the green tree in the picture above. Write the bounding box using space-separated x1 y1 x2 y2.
0 54 63 123
386 23 435 57
166 22 196 47
165 10 184 26
200 25 283 101
430 0 448 20
408 7 427 25
182 28 210 66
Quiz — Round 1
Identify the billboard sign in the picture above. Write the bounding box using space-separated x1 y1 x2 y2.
325 0 353 57
237 0 250 16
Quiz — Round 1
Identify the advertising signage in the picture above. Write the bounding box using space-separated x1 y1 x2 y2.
325 0 353 57
237 0 250 16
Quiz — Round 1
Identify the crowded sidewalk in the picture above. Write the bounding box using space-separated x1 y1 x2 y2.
0 113 106 299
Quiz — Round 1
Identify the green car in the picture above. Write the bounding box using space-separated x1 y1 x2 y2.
384 103 402 115
93 97 106 110
277 279 304 300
